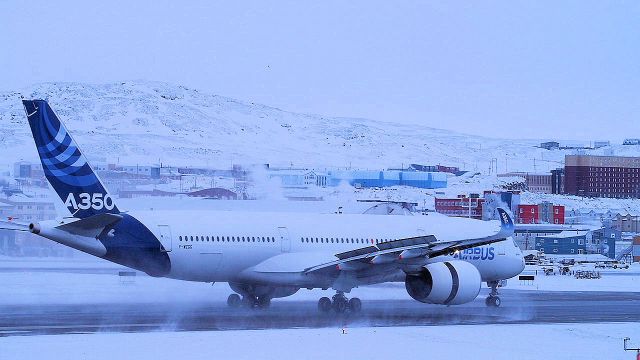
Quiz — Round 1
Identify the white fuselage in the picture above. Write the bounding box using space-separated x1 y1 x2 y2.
132 210 524 287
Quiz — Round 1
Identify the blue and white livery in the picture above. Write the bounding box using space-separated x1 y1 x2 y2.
17 100 524 312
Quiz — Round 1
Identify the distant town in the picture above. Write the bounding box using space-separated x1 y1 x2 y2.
1 142 639 264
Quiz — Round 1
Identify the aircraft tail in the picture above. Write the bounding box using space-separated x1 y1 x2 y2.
22 100 119 218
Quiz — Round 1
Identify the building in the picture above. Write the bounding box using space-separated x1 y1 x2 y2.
517 203 564 224
481 191 521 221
540 141 560 150
526 173 552 193
518 205 539 224
0 195 63 256
623 139 640 145
269 170 322 188
594 141 610 149
13 161 34 178
551 168 564 194
591 226 620 259
498 172 552 193
435 195 484 219
328 170 447 189
564 155 640 198
409 164 438 172
613 214 640 233
513 224 595 251
539 201 565 224
633 236 640 262
535 231 588 255
436 165 460 174
120 165 161 179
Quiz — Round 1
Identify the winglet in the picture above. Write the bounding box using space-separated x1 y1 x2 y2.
496 207 514 236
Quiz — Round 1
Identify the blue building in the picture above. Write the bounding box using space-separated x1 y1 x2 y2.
591 226 620 259
327 170 447 189
535 231 588 255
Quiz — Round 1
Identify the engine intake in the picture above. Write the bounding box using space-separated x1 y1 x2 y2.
405 260 481 305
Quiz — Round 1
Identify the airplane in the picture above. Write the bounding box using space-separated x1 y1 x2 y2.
6 99 524 313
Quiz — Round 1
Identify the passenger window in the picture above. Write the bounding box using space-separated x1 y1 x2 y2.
179 236 182 241
190 236 194 241
252 237 255 242
232 236 235 242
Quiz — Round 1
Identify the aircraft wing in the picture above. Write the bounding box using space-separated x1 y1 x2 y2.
248 208 514 276
303 208 514 274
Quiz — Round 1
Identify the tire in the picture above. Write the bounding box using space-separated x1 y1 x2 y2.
349 297 362 313
318 297 332 313
257 297 271 309
333 296 348 313
492 296 501 307
242 296 256 308
227 293 241 308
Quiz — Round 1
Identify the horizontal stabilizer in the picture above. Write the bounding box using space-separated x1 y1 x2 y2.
57 213 123 234
0 220 30 232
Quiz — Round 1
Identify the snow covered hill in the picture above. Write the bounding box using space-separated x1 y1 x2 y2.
1 81 638 171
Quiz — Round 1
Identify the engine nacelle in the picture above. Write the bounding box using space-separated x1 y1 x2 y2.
405 260 481 305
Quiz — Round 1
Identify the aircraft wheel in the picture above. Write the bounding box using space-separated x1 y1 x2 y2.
486 295 501 307
257 297 271 309
227 293 242 308
333 295 348 313
348 297 362 313
242 295 257 308
318 297 332 312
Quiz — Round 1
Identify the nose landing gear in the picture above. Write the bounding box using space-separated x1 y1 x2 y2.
485 280 501 307
318 292 362 314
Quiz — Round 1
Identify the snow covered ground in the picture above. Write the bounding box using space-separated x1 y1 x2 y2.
1 261 639 307
2 81 639 172
1 322 637 360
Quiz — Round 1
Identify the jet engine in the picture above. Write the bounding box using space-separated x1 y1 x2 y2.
405 260 481 305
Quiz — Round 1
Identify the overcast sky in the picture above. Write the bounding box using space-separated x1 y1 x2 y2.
1 1 638 142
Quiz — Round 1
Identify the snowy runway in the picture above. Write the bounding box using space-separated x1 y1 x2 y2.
1 290 640 337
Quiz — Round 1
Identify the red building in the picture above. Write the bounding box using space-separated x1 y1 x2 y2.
551 205 565 224
436 165 460 174
565 155 640 198
517 203 565 224
435 195 484 219
518 205 539 224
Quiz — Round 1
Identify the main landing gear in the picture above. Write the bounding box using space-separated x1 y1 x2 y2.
485 280 501 307
318 292 362 314
227 293 271 309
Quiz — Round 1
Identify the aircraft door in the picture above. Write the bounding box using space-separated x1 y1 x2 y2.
279 227 291 253
157 225 172 252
